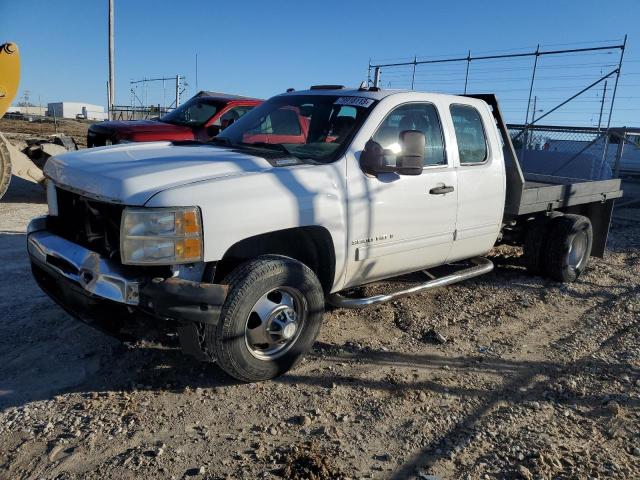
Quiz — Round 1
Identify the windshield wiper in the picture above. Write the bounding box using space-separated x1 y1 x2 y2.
209 136 233 147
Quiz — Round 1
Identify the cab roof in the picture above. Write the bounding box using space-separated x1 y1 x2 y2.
194 90 261 102
278 86 473 103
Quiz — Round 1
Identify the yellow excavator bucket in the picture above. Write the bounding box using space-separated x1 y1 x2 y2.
0 42 45 199
0 42 20 118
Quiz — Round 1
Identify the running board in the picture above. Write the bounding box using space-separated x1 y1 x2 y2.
327 257 494 309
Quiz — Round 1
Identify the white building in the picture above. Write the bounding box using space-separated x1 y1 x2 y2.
47 102 107 121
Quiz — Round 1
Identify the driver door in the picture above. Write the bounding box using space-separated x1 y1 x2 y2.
344 102 457 287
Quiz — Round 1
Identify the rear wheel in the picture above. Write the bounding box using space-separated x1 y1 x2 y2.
206 255 324 382
543 214 593 282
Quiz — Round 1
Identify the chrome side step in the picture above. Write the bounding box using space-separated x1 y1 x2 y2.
327 257 494 309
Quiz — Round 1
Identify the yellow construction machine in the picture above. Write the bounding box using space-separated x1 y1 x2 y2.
0 42 45 199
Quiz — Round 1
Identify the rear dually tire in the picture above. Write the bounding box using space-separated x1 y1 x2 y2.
543 214 593 282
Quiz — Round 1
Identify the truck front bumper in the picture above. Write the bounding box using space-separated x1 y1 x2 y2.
27 216 227 360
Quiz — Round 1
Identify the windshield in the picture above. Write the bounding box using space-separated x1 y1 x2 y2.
216 94 377 163
160 97 222 127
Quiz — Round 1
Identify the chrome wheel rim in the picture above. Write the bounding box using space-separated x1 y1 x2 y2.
568 231 588 267
244 287 306 360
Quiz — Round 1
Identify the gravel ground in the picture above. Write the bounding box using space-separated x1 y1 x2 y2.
1 149 639 479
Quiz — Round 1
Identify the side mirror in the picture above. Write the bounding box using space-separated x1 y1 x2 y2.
396 130 425 175
360 139 385 176
360 130 425 176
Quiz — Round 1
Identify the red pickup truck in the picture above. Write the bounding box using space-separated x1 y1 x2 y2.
87 91 261 147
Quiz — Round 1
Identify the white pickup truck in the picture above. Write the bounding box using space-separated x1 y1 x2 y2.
27 86 622 382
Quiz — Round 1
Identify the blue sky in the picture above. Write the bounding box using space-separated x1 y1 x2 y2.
1 0 638 127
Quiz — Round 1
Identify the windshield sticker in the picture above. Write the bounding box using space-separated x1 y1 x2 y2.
334 96 375 108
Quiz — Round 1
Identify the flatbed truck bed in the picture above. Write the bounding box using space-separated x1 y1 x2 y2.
519 175 622 215
470 94 623 258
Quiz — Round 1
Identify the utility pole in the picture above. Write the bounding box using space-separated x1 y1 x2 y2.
38 95 43 134
195 53 198 92
597 80 608 131
175 75 181 108
411 56 417 90
464 50 471 94
107 81 111 118
373 67 381 88
22 90 31 107
108 0 115 120
531 96 537 122
528 96 538 149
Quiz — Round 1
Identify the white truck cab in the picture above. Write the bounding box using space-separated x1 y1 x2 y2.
27 86 622 382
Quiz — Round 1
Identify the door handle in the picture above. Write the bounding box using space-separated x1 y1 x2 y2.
429 185 454 195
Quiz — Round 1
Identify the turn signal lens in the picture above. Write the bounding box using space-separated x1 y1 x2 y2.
175 238 202 261
179 210 200 235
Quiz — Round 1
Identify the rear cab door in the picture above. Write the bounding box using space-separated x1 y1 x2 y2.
443 98 506 262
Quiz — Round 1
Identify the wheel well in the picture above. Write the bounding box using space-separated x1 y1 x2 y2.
212 226 336 294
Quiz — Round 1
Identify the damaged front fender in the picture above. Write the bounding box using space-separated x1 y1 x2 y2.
139 277 228 325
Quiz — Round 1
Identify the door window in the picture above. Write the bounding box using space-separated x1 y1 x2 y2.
213 106 254 127
372 103 446 167
450 105 488 164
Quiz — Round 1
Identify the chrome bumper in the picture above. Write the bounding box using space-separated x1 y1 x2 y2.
27 217 140 305
27 216 228 361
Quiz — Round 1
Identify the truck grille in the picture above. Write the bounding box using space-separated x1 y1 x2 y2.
48 187 124 260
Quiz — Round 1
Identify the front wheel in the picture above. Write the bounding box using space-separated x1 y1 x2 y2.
206 255 325 382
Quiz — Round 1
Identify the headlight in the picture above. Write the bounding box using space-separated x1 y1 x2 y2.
120 207 203 265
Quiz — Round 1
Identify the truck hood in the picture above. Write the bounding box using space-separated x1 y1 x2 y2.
45 142 275 205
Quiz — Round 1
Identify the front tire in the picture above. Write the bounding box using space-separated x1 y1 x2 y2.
207 255 325 382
